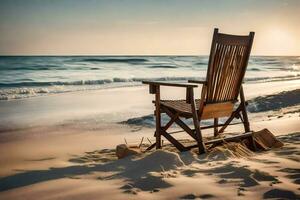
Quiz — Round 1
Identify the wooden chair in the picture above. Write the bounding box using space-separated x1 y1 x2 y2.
143 28 255 154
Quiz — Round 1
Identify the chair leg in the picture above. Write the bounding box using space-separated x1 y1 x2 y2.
214 118 218 137
191 113 206 154
240 86 250 132
192 118 206 154
155 87 161 149
195 125 206 154
241 107 250 132
189 88 206 154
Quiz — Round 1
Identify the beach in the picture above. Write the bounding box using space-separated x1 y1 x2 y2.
0 56 300 199
0 74 300 199
1 0 300 198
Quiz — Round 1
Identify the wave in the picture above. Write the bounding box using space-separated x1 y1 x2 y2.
259 61 282 65
249 68 261 71
0 77 198 88
195 62 208 65
247 89 300 113
0 65 65 71
291 64 300 71
0 79 114 87
79 58 148 63
123 115 156 127
244 74 300 83
1 73 299 88
90 68 102 70
0 87 51 100
147 65 178 69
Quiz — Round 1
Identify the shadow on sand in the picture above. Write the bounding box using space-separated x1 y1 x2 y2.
0 132 299 199
0 150 189 193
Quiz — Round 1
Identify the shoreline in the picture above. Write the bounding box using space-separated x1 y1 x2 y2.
1 79 300 130
1 73 300 101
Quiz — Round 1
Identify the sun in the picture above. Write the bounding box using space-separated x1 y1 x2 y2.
257 27 296 56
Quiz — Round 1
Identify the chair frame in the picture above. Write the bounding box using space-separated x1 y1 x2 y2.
143 28 255 154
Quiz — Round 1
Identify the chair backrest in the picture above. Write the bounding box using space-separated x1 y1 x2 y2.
205 28 254 104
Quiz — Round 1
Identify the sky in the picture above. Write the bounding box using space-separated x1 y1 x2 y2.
0 0 299 56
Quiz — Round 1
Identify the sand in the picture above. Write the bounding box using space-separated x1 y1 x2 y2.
0 84 299 199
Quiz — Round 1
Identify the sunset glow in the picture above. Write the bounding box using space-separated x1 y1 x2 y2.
0 0 299 55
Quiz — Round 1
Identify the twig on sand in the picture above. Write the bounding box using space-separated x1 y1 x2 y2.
124 138 128 145
139 137 144 148
147 137 152 144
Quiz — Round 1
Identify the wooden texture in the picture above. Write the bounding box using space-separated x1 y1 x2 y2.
143 28 255 154
160 100 234 119
201 102 234 119
189 87 206 153
142 81 198 88
240 86 250 132
188 80 207 84
162 106 197 140
214 118 218 137
206 30 254 104
186 131 254 149
154 85 161 149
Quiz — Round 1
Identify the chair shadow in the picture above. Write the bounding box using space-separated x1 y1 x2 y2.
181 163 279 187
0 164 94 192
0 150 181 193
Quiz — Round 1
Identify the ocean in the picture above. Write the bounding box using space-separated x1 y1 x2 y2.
0 56 299 100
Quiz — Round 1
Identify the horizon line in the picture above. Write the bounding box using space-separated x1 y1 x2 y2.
0 54 299 57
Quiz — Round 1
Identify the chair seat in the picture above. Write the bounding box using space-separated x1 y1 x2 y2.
160 99 235 119
160 99 201 116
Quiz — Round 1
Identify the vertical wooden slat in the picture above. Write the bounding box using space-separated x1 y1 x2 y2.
211 43 226 102
223 45 238 100
209 43 222 101
205 31 254 104
225 45 239 100
206 28 219 102
227 45 243 100
230 46 246 100
212 44 226 101
234 32 255 100
216 44 235 101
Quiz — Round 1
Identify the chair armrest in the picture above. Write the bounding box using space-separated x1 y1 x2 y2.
142 81 197 96
188 80 207 85
142 81 198 88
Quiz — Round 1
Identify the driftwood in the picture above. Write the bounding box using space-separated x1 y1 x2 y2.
253 129 284 150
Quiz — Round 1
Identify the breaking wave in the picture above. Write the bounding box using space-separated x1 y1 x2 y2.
79 58 148 63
